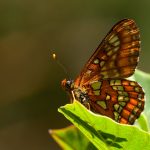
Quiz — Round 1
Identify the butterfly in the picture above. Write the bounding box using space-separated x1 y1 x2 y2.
61 19 145 125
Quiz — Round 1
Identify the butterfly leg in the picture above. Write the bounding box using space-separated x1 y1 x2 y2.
71 90 76 102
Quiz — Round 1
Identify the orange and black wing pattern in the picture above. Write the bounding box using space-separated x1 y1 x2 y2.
74 19 140 88
83 79 144 124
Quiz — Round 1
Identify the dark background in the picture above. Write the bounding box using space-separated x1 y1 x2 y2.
0 0 150 149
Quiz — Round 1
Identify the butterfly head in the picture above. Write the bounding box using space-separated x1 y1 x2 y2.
61 79 74 91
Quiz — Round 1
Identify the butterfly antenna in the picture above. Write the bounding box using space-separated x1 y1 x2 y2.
50 50 69 78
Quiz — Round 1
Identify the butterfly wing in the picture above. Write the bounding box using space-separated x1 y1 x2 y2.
74 19 140 87
83 79 144 124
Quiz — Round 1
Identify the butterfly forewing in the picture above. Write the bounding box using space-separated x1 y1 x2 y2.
83 79 144 124
74 19 140 87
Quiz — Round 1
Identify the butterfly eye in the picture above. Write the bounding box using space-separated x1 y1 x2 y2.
61 79 74 91
66 81 71 87
66 80 74 89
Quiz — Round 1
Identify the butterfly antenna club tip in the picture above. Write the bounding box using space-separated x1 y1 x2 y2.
50 50 70 78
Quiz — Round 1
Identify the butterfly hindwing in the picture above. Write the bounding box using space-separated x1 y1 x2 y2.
83 79 144 124
74 19 140 87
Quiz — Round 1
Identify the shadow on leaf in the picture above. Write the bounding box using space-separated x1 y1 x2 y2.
98 130 127 148
60 108 127 149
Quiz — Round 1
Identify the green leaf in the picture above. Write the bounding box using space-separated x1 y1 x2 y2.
52 69 150 149
49 125 97 150
58 100 150 150
134 70 150 129
137 114 149 132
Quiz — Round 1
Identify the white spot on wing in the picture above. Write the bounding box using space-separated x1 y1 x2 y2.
113 40 120 46
93 58 99 64
109 35 119 44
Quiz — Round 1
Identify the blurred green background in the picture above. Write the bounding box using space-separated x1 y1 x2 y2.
0 0 150 149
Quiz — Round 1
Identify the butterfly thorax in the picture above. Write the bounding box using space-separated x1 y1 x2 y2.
61 78 89 105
